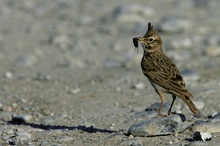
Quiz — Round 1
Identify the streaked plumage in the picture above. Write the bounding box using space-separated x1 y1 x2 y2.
133 23 200 116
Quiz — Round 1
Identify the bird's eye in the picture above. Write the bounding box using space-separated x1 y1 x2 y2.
149 38 154 42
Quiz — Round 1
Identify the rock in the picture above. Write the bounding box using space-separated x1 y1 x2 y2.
68 88 81 94
205 47 220 57
16 54 37 67
4 71 13 79
132 82 145 90
53 35 73 50
192 121 220 133
119 137 143 146
113 4 154 23
145 102 179 114
128 114 187 137
193 0 210 7
193 131 212 141
14 128 31 145
187 141 213 146
159 17 192 33
0 112 12 121
133 111 157 120
35 73 51 81
83 121 95 128
211 113 220 122
12 115 32 123
43 114 67 124
58 136 73 142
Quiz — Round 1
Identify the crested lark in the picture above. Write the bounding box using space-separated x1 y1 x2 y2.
133 23 200 117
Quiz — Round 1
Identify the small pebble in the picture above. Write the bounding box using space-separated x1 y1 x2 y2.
53 35 73 50
84 122 95 128
192 121 220 133
193 131 212 141
4 71 13 79
68 88 81 94
132 82 145 90
12 115 32 123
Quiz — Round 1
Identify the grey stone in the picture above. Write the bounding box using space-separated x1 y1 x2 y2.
211 112 220 122
133 111 157 120
53 35 73 50
132 82 146 90
14 128 31 144
4 71 13 79
83 121 96 128
192 121 220 133
128 114 187 137
12 115 32 123
113 4 154 23
16 54 37 67
0 112 12 121
159 17 192 33
193 131 212 141
119 137 143 146
187 141 213 146
205 47 220 57
43 114 67 124
145 102 178 114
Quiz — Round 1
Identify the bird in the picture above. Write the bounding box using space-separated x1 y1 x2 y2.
133 23 200 117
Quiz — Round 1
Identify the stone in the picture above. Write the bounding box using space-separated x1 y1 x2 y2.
192 121 220 133
193 131 212 141
159 17 192 33
132 82 145 90
14 128 32 144
4 71 13 79
53 35 73 50
119 138 143 146
145 102 179 114
0 112 12 121
133 110 158 120
113 4 154 23
12 115 32 123
128 114 187 137
211 112 220 122
16 54 37 67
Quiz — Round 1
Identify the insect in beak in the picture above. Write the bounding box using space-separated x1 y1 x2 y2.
133 37 139 53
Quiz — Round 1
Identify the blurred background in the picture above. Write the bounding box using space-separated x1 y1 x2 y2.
0 0 220 83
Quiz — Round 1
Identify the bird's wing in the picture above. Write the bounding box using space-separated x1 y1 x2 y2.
142 55 193 98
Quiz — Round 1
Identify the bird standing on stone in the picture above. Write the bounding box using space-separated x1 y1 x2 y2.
133 23 200 117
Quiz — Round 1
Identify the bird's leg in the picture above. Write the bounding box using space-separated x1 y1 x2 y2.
167 95 176 115
156 91 166 117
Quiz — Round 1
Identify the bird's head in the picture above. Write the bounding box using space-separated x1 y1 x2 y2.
133 23 162 53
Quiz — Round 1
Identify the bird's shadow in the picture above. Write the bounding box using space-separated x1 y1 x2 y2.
7 120 116 134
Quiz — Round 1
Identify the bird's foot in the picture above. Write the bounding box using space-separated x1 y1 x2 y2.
167 111 175 116
156 113 167 118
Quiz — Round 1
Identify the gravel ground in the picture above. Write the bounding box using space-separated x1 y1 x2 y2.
0 0 220 145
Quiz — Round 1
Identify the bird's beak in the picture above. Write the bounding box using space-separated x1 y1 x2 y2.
133 37 145 48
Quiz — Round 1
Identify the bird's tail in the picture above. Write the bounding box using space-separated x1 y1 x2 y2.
180 95 200 114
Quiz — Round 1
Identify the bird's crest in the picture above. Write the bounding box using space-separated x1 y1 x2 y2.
144 23 158 37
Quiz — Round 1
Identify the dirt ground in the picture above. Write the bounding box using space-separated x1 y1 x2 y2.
0 0 220 145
